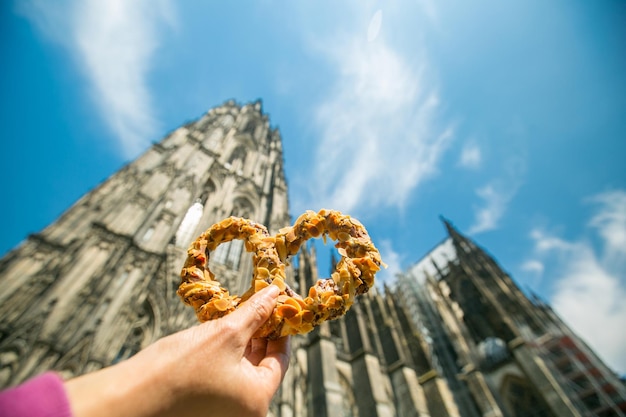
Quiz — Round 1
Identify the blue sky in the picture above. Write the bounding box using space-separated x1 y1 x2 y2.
1 1 625 374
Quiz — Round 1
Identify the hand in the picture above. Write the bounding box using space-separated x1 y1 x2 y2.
66 285 290 417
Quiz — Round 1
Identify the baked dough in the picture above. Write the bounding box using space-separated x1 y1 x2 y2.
177 209 384 339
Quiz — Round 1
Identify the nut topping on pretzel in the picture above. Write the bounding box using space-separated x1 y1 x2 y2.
177 209 384 339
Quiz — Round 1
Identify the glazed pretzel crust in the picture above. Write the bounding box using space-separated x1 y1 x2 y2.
177 209 383 339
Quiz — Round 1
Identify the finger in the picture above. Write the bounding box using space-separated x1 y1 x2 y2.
251 337 267 354
246 337 268 366
244 339 253 358
258 336 291 388
226 284 280 341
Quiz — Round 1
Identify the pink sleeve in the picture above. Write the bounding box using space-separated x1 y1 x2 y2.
0 372 73 417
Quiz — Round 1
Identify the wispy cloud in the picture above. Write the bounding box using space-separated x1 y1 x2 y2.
588 191 626 259
468 183 516 234
458 141 482 169
18 0 176 158
529 189 626 375
521 259 544 275
467 146 526 234
367 10 383 43
305 12 453 215
376 239 402 288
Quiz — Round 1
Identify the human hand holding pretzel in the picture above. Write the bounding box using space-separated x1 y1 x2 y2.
177 209 384 339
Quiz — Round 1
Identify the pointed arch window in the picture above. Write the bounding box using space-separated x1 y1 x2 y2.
210 199 253 271
211 239 244 270
501 375 551 417
338 373 358 417
221 114 234 129
242 118 257 137
228 145 247 175
142 227 155 242
204 128 223 151
175 199 204 248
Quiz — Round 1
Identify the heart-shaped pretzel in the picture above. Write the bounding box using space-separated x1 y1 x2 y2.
177 209 384 339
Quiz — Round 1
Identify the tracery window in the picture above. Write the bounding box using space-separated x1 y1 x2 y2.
175 199 204 248
242 118 257 137
501 375 552 417
211 239 244 270
204 128 223 151
210 198 253 271
338 373 358 417
228 145 247 175
142 227 155 242
221 114 234 129
456 279 492 343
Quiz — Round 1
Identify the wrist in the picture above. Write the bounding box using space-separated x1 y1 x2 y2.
65 354 174 417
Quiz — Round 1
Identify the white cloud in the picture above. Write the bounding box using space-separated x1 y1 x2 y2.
467 148 525 234
529 229 575 252
367 10 383 42
530 190 626 375
550 248 626 375
18 0 176 158
306 28 453 214
376 239 402 288
468 183 515 234
521 259 544 275
458 142 482 169
588 190 626 258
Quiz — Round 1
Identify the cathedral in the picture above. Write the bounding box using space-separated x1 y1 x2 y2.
1 100 625 416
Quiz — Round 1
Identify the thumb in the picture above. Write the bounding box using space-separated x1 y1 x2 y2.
228 284 280 340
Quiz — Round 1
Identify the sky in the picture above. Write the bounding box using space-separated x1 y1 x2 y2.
1 1 625 375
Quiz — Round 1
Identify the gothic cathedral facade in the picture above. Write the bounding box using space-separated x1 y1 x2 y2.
1 101 624 416
0 100 291 384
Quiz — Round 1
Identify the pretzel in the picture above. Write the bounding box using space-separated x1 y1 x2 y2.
177 209 384 339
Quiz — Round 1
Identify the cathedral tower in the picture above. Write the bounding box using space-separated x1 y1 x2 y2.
395 219 626 417
0 100 291 386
